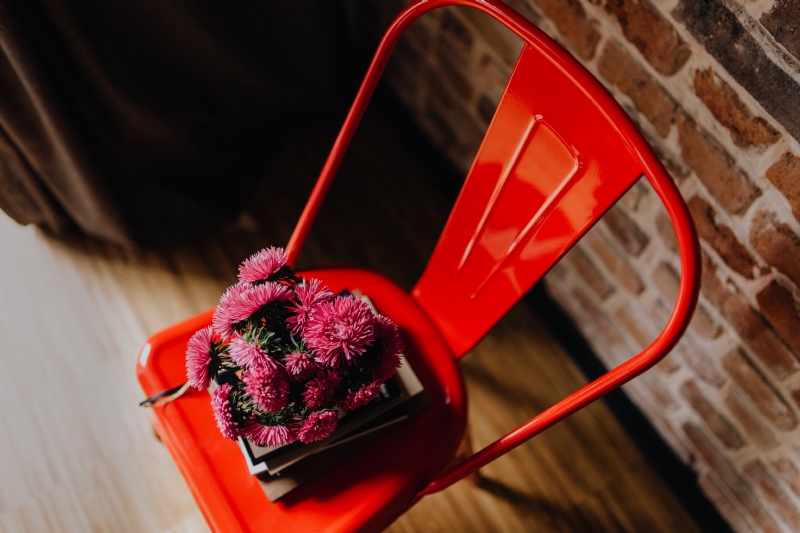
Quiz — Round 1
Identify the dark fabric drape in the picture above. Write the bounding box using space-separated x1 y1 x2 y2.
0 1 350 246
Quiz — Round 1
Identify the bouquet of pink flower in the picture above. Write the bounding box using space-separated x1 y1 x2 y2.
184 247 403 449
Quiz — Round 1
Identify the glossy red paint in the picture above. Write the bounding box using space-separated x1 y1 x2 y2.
137 0 700 530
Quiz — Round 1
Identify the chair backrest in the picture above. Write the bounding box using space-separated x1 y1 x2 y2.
413 42 646 356
287 0 698 363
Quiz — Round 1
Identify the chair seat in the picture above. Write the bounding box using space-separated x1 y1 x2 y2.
136 266 467 533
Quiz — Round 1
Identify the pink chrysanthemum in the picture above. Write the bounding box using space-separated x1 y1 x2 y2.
229 282 292 324
297 411 338 444
185 326 219 390
304 296 375 368
369 315 403 381
284 352 319 382
229 333 276 370
243 366 290 413
212 284 249 339
241 420 296 448
211 383 239 440
302 370 341 411
285 278 333 336
340 381 383 411
238 247 288 284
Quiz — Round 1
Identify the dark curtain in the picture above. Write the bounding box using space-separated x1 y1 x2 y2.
0 1 351 247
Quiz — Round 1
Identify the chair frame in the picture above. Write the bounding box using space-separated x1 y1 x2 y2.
284 0 701 498
137 1 700 529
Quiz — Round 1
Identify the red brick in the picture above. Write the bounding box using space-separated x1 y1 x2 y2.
757 281 800 357
726 386 778 450
476 94 498 125
602 205 649 256
460 9 522 67
653 261 681 301
565 247 614 299
702 254 799 379
641 372 678 411
743 460 800 531
650 278 722 339
750 210 800 288
684 423 783 533
439 10 473 57
761 0 800 62
615 306 652 348
698 474 766 533
673 336 726 387
424 61 457 111
656 351 681 374
677 114 761 214
480 54 512 90
694 307 722 339
584 231 644 294
772 456 800 500
529 0 601 59
655 212 678 252
681 380 746 449
651 261 720 338
687 195 760 279
598 40 678 137
674 0 800 142
644 300 682 373
647 136 691 181
548 261 569 280
403 13 434 52
765 152 800 225
693 68 780 148
722 348 798 431
572 288 627 348
423 103 485 173
503 0 544 26
605 0 691 75
435 48 475 100
620 181 649 211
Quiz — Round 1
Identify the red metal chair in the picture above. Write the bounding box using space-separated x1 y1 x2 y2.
136 0 701 531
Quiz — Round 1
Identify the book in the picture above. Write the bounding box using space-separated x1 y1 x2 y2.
238 353 426 476
254 374 430 502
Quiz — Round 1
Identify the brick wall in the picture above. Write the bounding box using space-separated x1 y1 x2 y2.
351 1 800 531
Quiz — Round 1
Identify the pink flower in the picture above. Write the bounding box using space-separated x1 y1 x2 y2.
297 411 338 444
302 370 340 411
229 282 292 324
242 421 296 448
238 247 288 284
211 383 239 440
304 296 375 368
285 278 333 336
185 326 220 390
369 315 403 381
229 333 276 370
212 284 249 340
340 381 383 411
284 352 319 382
243 366 290 413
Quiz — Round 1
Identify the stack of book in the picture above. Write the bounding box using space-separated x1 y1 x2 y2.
238 356 428 501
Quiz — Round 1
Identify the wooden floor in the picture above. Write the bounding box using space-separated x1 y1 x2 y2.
0 103 701 532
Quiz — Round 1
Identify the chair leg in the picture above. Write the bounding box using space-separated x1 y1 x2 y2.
451 418 481 485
